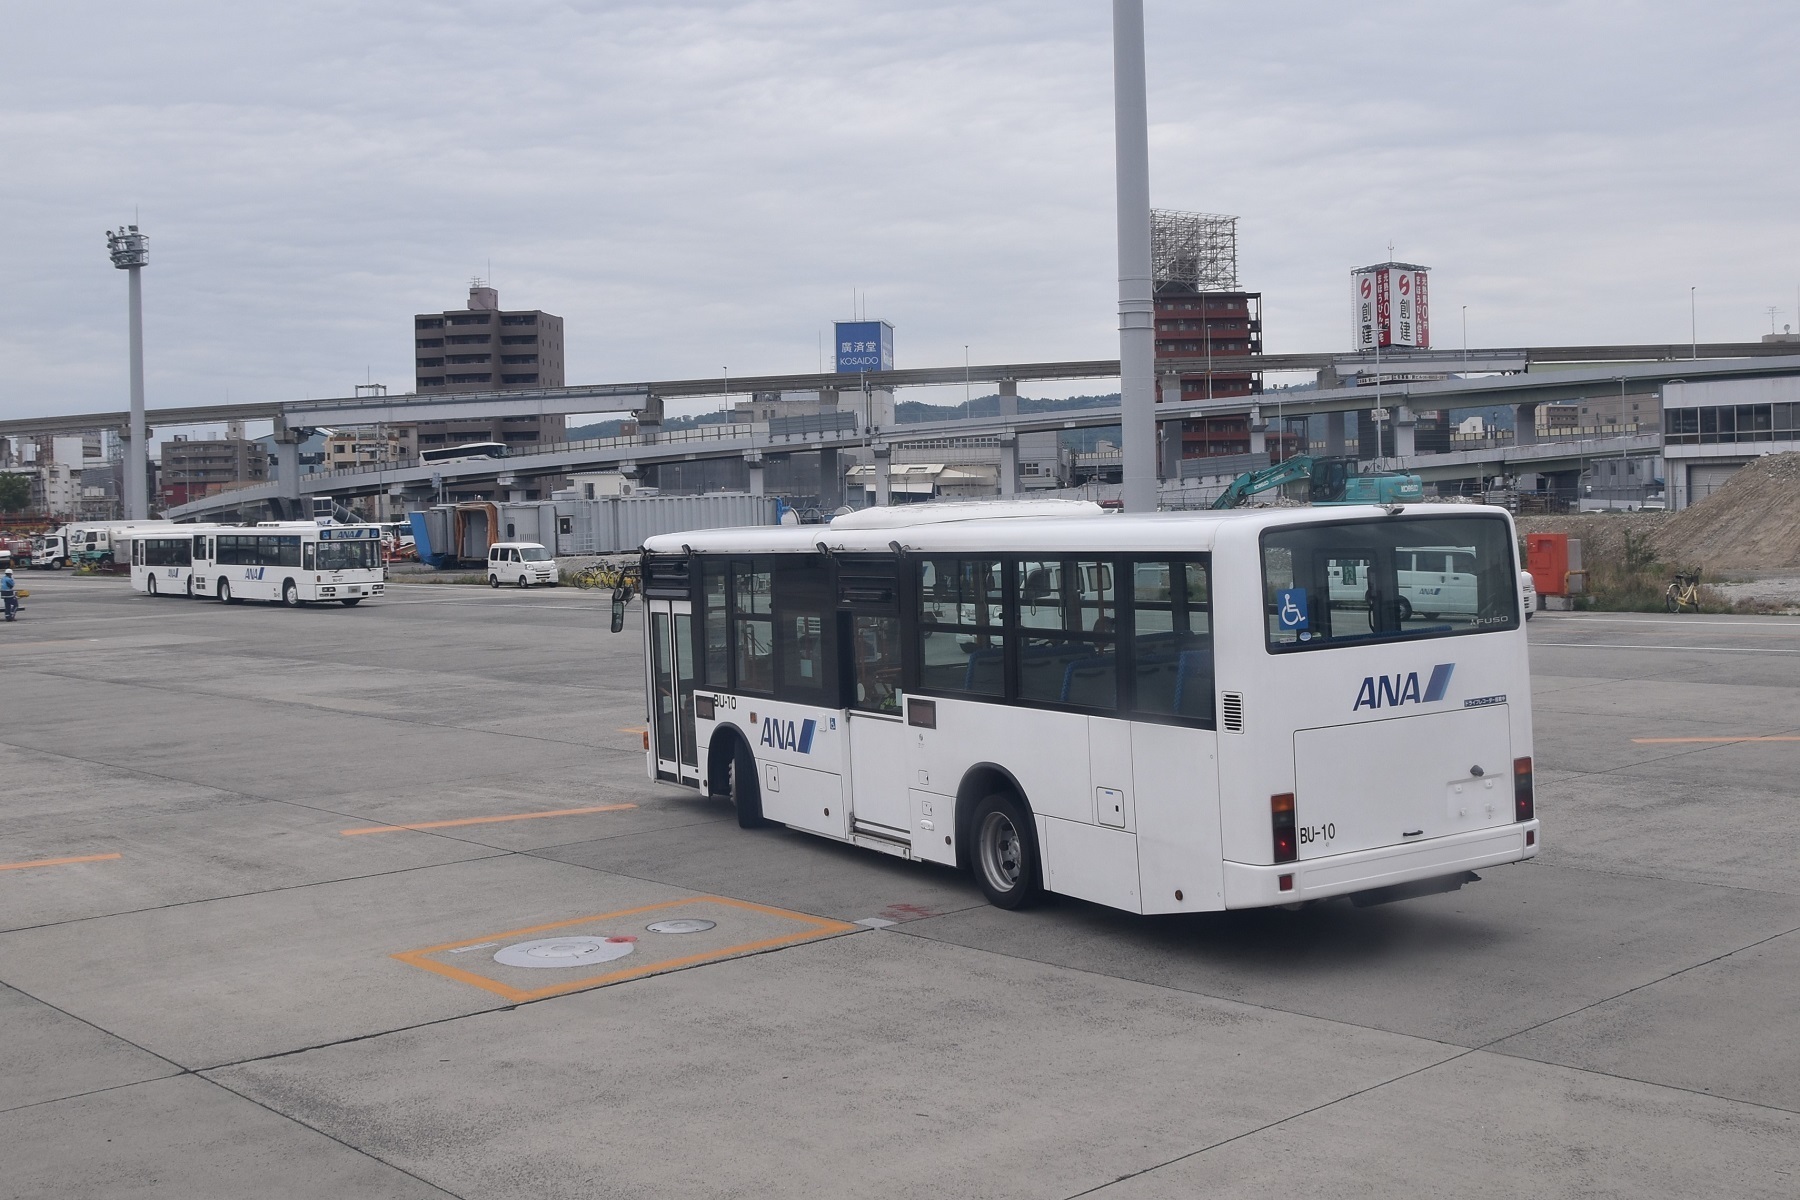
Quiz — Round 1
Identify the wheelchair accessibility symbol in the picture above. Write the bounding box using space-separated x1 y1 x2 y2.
1277 587 1309 631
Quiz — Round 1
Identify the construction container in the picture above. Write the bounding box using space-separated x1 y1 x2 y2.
1525 533 1584 597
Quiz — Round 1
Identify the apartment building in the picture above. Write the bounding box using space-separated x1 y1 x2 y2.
159 436 268 508
412 283 567 449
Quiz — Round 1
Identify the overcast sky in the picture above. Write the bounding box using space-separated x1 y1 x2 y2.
2 0 1797 425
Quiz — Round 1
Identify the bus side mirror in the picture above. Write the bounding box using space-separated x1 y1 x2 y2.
610 591 627 634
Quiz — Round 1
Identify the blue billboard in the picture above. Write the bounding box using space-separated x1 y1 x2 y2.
835 321 893 373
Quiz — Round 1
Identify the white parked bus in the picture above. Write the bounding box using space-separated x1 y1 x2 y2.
635 500 1537 914
185 523 387 606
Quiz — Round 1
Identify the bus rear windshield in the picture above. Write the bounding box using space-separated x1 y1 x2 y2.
1262 515 1518 651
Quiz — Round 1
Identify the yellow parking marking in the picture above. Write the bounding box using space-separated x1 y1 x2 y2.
1632 736 1800 744
341 804 636 835
0 852 122 872
393 896 858 1003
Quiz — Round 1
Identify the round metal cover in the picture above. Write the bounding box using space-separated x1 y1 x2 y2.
646 918 717 935
493 936 636 969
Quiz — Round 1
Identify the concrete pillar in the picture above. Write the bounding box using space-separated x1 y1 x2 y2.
1325 410 1347 457
745 451 765 497
1513 403 1539 446
1159 417 1182 481
1159 372 1183 407
273 423 303 502
998 432 1019 496
819 388 840 410
998 379 1018 417
1248 405 1267 457
1393 404 1416 458
818 447 843 510
872 443 891 507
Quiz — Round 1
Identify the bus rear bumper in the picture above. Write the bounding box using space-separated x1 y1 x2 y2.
1223 821 1540 909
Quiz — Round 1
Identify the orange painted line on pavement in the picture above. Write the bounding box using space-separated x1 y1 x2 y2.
341 804 636 835
1632 736 1800 744
0 852 122 872
392 896 860 1003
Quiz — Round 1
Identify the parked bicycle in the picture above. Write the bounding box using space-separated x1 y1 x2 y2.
1664 571 1702 613
573 561 641 592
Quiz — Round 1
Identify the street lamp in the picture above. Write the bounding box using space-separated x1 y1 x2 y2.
1690 286 1697 360
106 225 149 520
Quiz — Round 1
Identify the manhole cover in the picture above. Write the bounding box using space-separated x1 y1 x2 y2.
646 918 717 935
493 936 637 969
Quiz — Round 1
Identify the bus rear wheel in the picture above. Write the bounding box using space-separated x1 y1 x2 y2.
729 739 769 829
972 791 1042 910
282 580 300 607
146 575 157 597
217 579 234 604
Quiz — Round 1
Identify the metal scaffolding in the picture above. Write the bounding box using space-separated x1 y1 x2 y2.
1151 209 1238 292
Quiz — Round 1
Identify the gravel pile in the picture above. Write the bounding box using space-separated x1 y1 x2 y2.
1652 452 1800 572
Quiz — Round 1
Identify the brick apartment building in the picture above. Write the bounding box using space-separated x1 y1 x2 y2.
159 436 267 509
1153 286 1274 459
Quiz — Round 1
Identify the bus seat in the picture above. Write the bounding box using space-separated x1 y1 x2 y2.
1172 650 1215 722
962 647 1005 694
1061 656 1117 707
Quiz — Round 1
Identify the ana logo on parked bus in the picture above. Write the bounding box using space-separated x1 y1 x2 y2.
1353 663 1454 711
760 718 817 754
242 568 266 581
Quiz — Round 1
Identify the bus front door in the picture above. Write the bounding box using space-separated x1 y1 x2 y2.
646 598 699 786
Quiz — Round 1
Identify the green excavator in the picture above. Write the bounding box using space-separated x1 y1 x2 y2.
1210 455 1424 510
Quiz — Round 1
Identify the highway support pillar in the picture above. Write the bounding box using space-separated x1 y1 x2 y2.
1394 405 1416 458
872 442 891 507
1325 410 1346 457
1248 405 1267 457
273 417 304 509
818 447 843 511
1159 416 1182 482
998 431 1019 496
998 379 1018 417
1514 402 1540 446
745 451 765 497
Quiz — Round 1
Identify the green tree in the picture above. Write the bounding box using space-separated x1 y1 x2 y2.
0 473 31 514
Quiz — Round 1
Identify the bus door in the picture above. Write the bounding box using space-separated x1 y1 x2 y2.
646 598 699 785
839 558 910 836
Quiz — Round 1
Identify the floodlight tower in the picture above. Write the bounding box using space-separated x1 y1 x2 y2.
106 225 150 520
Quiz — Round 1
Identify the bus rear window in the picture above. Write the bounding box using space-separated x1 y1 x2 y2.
1262 516 1518 651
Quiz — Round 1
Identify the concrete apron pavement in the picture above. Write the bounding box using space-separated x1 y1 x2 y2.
0 579 1795 1198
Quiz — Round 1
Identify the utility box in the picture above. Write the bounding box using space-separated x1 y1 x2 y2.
1526 533 1584 596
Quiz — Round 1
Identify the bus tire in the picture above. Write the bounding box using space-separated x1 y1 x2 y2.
147 575 157 597
282 579 299 607
971 791 1042 910
186 577 195 598
729 738 769 829
340 598 362 607
217 579 234 604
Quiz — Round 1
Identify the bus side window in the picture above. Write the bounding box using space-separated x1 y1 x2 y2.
918 557 1004 697
774 556 834 702
849 614 901 714
1130 558 1212 725
733 559 774 694
701 559 729 686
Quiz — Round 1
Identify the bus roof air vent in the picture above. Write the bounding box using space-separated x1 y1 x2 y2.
829 499 1104 532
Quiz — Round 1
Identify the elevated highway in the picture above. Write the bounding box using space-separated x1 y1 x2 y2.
161 353 1800 518
5 340 1796 440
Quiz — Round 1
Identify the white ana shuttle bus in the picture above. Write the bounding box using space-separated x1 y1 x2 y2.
124 525 218 596
176 523 387 605
637 501 1537 915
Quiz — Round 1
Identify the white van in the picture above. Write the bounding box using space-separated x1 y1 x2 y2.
487 542 559 588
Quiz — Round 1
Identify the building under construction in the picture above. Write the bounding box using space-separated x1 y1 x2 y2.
1150 210 1266 460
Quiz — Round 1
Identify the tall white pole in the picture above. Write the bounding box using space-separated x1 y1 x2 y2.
1113 0 1157 514
126 266 146 519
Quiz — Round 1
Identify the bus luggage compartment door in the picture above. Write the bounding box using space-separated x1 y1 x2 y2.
1292 705 1513 859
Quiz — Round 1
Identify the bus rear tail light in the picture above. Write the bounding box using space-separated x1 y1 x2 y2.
1514 757 1534 822
1272 793 1297 863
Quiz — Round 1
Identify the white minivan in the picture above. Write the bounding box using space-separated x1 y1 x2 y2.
487 542 559 588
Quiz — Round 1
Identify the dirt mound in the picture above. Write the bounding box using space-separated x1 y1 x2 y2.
1514 511 1671 564
1653 452 1800 572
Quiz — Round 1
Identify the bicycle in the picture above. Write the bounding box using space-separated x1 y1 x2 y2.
1664 571 1701 613
574 561 640 592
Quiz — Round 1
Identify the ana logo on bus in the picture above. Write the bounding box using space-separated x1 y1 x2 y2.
760 718 817 754
1353 664 1453 711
